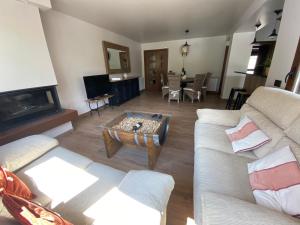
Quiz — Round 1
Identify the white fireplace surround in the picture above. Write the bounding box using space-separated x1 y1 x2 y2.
0 0 57 93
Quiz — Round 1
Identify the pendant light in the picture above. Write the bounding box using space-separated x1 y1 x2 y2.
181 30 190 56
181 29 190 75
251 21 262 45
269 9 282 39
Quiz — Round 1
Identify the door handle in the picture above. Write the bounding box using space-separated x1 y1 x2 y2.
285 71 296 83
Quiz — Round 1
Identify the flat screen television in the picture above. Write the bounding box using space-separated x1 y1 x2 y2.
83 74 110 99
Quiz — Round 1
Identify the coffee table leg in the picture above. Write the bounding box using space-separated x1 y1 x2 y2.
147 138 161 170
103 129 122 158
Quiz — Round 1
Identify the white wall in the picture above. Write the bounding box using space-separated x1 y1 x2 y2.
266 0 300 88
221 32 255 98
0 0 56 92
41 10 142 114
141 36 227 91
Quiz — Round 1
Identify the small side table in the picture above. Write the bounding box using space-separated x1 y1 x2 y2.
86 95 114 116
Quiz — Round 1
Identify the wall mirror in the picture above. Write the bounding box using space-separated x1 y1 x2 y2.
102 41 131 74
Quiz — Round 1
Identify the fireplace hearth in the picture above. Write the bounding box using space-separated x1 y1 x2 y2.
0 86 62 132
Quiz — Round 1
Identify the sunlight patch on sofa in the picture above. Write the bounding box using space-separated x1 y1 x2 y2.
84 187 161 225
24 157 98 208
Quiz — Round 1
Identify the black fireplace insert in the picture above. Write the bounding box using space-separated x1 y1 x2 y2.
0 86 62 132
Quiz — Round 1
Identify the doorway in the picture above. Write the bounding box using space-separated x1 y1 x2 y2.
144 49 168 92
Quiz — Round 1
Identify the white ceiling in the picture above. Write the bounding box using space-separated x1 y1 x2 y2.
50 0 255 43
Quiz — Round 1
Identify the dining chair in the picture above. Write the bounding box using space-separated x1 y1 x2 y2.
183 73 206 103
161 72 175 99
201 72 212 100
168 74 181 103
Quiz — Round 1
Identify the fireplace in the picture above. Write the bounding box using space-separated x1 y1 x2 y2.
0 86 62 132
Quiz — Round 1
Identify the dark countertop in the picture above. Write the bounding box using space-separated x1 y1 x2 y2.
234 71 267 78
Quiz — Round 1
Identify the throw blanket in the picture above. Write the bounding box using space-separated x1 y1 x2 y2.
85 170 174 225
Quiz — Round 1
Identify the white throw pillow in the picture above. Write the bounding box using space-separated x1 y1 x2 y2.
225 116 271 153
248 146 300 217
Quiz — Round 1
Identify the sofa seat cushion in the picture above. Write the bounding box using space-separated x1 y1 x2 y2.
196 109 241 127
0 135 58 172
201 192 300 225
194 148 255 224
88 170 174 225
246 87 300 130
51 162 126 225
16 147 93 207
195 121 257 159
241 104 285 158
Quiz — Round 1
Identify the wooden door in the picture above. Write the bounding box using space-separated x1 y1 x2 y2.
285 37 300 91
144 49 168 92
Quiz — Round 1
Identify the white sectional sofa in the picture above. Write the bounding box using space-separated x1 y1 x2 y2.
194 87 300 225
0 135 174 225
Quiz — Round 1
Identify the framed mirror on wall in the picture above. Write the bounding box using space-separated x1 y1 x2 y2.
102 41 131 74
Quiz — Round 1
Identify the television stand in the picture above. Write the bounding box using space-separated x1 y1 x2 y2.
85 94 114 116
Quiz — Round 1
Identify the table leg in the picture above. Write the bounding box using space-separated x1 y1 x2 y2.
103 129 122 158
147 138 161 170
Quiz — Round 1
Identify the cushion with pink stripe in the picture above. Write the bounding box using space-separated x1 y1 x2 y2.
248 146 300 217
225 116 271 153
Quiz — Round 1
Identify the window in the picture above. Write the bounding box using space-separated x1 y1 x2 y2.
247 55 258 74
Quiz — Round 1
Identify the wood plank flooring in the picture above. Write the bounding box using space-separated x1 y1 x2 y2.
57 92 226 225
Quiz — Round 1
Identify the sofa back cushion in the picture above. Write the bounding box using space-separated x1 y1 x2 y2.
0 135 58 172
241 104 285 158
246 87 300 130
285 116 300 146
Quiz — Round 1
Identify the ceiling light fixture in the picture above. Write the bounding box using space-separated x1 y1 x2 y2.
269 9 282 39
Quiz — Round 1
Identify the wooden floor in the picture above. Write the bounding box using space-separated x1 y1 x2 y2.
57 92 226 225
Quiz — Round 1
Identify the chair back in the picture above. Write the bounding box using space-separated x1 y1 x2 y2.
168 75 181 91
204 72 212 86
193 74 206 91
162 72 176 86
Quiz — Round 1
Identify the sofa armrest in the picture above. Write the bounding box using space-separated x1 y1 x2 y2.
201 192 299 225
0 135 58 171
196 109 241 127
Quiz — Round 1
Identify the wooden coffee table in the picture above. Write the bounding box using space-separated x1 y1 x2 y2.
102 111 171 169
